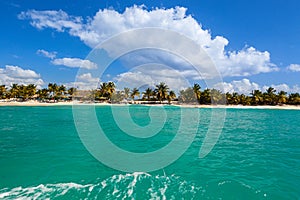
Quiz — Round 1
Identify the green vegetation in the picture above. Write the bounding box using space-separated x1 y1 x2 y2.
0 83 75 102
0 82 300 105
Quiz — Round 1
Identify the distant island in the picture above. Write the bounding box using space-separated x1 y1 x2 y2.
0 82 300 107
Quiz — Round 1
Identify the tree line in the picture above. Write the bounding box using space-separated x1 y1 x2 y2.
181 83 300 105
0 83 76 102
0 82 300 105
93 82 176 104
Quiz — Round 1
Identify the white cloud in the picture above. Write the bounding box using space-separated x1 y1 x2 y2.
215 79 300 94
116 71 154 88
18 9 83 32
114 64 190 93
37 49 57 59
2 65 40 78
115 71 188 93
0 65 44 88
76 73 99 82
216 47 278 76
262 84 290 93
261 84 300 93
52 58 98 69
214 79 260 94
287 64 300 72
20 6 277 78
290 85 300 93
63 73 100 90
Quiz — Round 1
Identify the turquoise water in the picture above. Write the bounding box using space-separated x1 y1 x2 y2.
0 106 299 199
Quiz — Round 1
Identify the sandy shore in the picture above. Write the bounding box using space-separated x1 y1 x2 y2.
0 101 300 110
0 101 73 106
0 101 113 106
176 104 300 110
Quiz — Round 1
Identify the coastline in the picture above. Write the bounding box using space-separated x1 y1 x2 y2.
0 101 300 110
176 104 300 110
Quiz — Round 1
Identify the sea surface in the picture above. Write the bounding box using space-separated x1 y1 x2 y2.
0 105 299 199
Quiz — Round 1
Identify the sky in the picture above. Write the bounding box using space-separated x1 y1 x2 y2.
0 0 300 94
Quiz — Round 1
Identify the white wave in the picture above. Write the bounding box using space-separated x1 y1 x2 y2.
0 172 199 199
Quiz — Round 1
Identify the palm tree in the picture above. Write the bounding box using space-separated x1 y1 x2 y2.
277 91 287 105
3 81 300 106
178 87 196 103
18 85 25 100
210 89 224 104
48 83 58 99
232 92 240 105
67 87 76 96
9 84 20 99
67 87 76 100
37 88 49 100
130 88 140 100
111 90 125 103
98 82 116 101
106 82 116 100
0 85 7 99
143 88 153 101
288 93 300 105
251 90 263 105
99 82 108 97
225 92 232 105
239 94 251 105
167 90 176 104
124 87 130 100
155 82 169 103
26 84 37 100
57 85 66 100
263 87 276 105
200 89 211 104
193 83 201 103
226 92 239 105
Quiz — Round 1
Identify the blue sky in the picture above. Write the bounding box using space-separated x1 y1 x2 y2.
0 0 299 94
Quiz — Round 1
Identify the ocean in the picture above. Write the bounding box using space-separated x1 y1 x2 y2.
0 105 299 199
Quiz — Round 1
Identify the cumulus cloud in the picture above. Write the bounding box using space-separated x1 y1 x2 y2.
52 58 98 69
290 85 300 93
261 84 300 93
287 64 300 72
76 73 99 82
2 65 40 79
63 73 100 90
262 84 288 93
115 71 188 93
215 47 277 76
20 6 277 78
214 79 300 94
36 49 57 59
214 79 260 94
0 65 44 88
114 64 190 93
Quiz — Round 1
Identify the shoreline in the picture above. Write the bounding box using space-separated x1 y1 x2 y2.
177 104 300 110
0 101 300 110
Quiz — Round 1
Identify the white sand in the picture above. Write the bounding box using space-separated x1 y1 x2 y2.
0 101 299 110
176 104 300 110
0 101 73 106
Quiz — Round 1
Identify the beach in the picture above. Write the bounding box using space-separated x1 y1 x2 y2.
1 100 300 110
